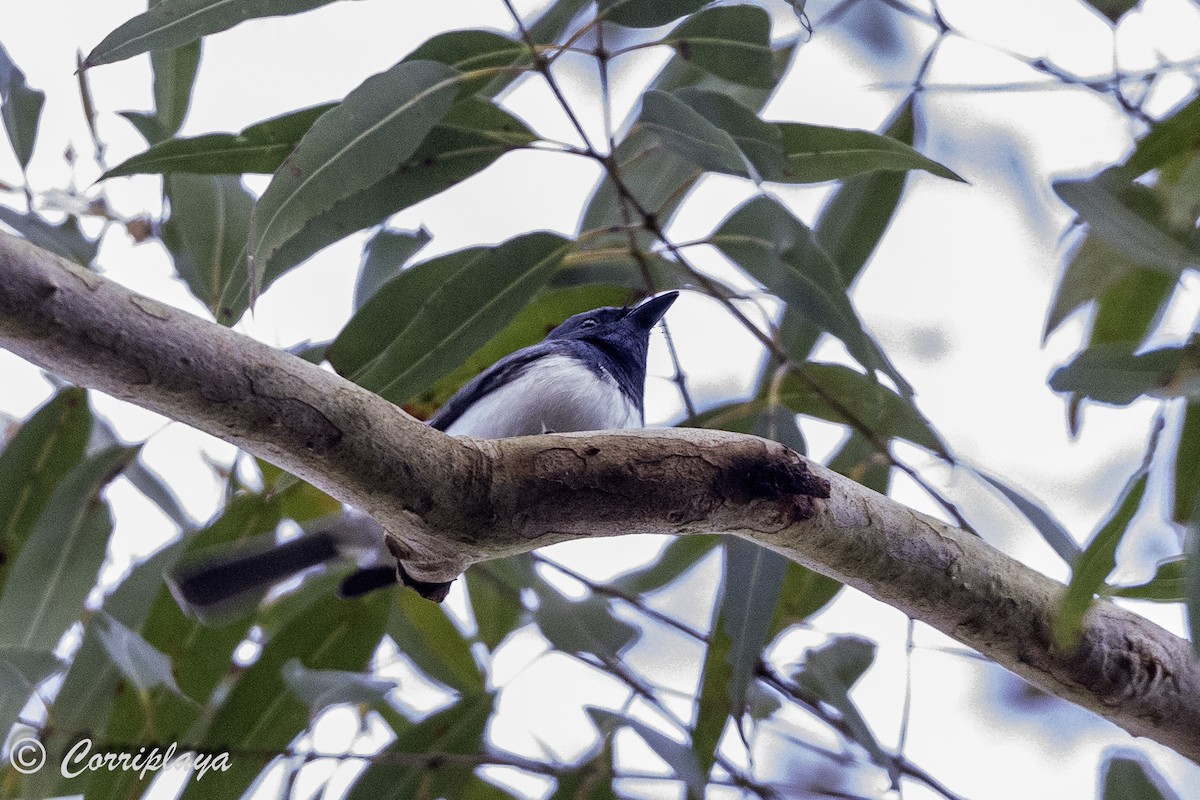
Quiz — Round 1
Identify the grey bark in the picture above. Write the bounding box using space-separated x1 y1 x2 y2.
0 230 1197 762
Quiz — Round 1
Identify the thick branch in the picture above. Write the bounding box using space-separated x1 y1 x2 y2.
1 231 1197 762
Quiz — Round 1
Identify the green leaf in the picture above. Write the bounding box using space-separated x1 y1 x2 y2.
0 446 134 652
1174 402 1200 524
1056 472 1148 648
673 87 787 181
790 636 889 769
1090 267 1174 347
756 402 805 454
262 95 534 279
692 615 732 778
711 197 912 395
403 29 526 94
1101 753 1181 800
1108 557 1186 602
248 60 461 296
389 587 485 694
550 741 618 799
589 708 706 798
83 0 343 68
354 227 431 310
18 541 185 799
104 104 333 178
467 557 532 649
1050 342 1190 406
1054 169 1200 274
1188 495 1200 656
1045 234 1157 341
281 657 396 712
720 537 786 732
150 40 201 139
1085 0 1139 22
345 694 495 800
0 389 92 596
976 470 1081 563
826 430 889 493
161 174 254 325
329 233 571 404
0 647 61 739
187 591 388 799
95 612 184 696
612 535 720 595
662 5 775 89
535 589 640 663
814 100 914 281
777 121 962 183
599 0 709 27
0 206 98 266
0 43 46 169
639 90 752 178
769 561 840 638
1127 93 1200 176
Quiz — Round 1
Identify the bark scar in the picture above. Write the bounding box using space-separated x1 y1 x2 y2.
713 448 831 522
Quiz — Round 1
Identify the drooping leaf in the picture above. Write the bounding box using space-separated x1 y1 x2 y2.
1108 557 1186 602
1049 342 1191 406
403 29 526 95
184 591 388 799
95 612 184 696
83 0 345 68
1175 403 1200 524
329 233 571 404
0 446 134 652
160 174 254 325
1090 268 1175 347
1054 169 1200 274
662 5 775 89
976 470 1081 563
598 0 709 27
711 197 911 395
1056 471 1149 647
151 40 201 139
281 658 397 712
261 96 535 279
673 87 787 180
1100 752 1181 800
0 206 98 266
345 694 495 800
0 42 46 169
720 537 786 733
467 556 536 650
756 402 806 454
389 586 485 694
826 430 889 493
104 104 334 178
0 389 92 596
247 60 461 296
777 121 962 183
692 610 732 778
0 647 62 740
769 561 841 638
535 589 640 663
589 708 706 798
354 227 431 310
1126 93 1200 176
639 90 752 178
790 636 889 769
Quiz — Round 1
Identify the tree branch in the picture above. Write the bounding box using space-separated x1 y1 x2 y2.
1 231 1197 762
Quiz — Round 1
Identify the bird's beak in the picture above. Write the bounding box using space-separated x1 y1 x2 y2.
628 291 679 329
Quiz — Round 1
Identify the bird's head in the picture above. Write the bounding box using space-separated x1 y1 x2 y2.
546 291 679 348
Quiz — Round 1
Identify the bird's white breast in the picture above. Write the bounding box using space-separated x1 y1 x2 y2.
443 355 641 438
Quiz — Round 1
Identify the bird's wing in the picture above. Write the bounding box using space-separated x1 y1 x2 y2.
426 341 562 432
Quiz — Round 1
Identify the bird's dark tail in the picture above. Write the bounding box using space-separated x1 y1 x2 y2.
169 532 341 621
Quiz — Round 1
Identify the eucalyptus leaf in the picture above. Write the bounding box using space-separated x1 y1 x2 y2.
639 90 753 178
95 612 184 696
662 5 775 89
588 708 706 798
281 657 397 712
1108 557 1186 602
0 206 98 266
721 537 786 733
778 121 962 183
976 470 1081 563
599 0 709 27
0 42 46 169
84 0 344 68
354 227 431 310
248 60 460 296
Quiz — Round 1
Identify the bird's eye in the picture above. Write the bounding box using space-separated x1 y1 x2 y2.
580 319 599 329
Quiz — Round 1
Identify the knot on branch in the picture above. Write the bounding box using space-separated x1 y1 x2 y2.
714 449 831 522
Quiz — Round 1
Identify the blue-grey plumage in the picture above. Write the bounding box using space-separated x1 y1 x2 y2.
169 292 679 617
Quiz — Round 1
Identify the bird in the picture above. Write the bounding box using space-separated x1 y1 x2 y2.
169 290 679 620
